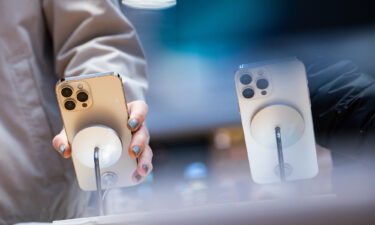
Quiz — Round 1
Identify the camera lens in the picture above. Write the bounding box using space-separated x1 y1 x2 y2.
64 100 76 110
240 74 252 85
77 91 88 102
256 79 269 89
61 87 73 97
242 88 254 99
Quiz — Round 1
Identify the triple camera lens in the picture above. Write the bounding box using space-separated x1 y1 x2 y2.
239 72 269 99
61 85 88 110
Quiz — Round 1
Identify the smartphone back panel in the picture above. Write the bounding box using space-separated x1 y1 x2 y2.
235 58 318 184
56 72 136 190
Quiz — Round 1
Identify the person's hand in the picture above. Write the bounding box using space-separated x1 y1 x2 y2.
52 100 153 184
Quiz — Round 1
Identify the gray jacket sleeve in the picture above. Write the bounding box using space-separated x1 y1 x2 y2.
43 0 147 102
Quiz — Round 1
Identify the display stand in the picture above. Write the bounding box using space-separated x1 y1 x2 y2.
94 147 104 216
275 127 285 181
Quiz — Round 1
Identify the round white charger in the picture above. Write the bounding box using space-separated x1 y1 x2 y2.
72 125 122 169
250 105 305 149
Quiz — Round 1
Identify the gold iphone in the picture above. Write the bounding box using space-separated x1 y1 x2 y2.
55 72 136 191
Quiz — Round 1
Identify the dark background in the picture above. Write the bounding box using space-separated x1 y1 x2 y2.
123 0 375 136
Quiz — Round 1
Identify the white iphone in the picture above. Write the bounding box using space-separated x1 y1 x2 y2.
56 72 137 191
234 58 318 184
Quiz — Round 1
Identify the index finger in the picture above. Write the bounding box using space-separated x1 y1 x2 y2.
127 100 148 132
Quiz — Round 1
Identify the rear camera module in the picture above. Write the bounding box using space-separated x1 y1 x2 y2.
242 88 254 99
256 79 269 89
61 87 73 97
77 91 88 102
64 100 76 111
240 74 252 85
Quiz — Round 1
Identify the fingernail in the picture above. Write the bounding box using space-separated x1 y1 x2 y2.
59 144 65 156
135 174 142 182
142 164 149 173
128 119 138 130
132 145 140 156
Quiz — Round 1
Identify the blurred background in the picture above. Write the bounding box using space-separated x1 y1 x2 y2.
100 0 375 215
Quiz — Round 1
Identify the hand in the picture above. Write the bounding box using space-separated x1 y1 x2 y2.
52 100 153 184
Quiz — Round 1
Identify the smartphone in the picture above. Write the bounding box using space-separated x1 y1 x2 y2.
234 58 318 184
55 72 136 191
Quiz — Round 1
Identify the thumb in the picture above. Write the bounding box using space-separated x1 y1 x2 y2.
52 128 71 158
